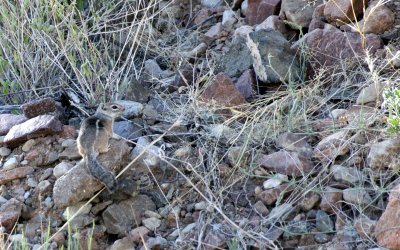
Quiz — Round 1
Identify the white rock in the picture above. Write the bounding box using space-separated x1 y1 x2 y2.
53 162 74 179
263 174 288 189
201 0 223 8
27 178 38 188
241 0 248 16
142 217 161 231
22 139 36 152
0 147 11 157
3 157 18 170
195 201 208 210
222 10 237 30
62 202 92 221
115 100 144 119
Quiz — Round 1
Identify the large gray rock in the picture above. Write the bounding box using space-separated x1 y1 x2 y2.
216 36 253 77
102 195 156 235
53 139 131 208
247 29 301 83
279 0 323 28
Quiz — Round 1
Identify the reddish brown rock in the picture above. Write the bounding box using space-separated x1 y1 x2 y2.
313 130 350 162
59 125 77 139
367 139 400 170
258 151 314 177
375 184 400 249
257 183 293 205
0 198 24 232
292 27 383 68
0 166 34 185
319 187 342 213
235 69 257 100
354 216 376 239
246 0 281 25
359 0 395 34
324 0 365 25
0 114 27 136
21 98 57 118
4 115 63 148
194 8 212 26
199 73 246 107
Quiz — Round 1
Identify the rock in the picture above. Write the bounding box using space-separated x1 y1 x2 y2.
180 43 208 60
201 0 222 8
316 210 334 233
222 9 237 30
292 26 383 69
109 237 135 250
54 139 130 207
275 132 313 158
331 165 361 185
4 115 63 148
204 232 226 250
320 187 342 213
354 216 376 239
0 114 27 136
226 146 249 167
375 184 400 249
195 201 208 211
254 200 269 216
142 217 161 231
234 25 254 38
143 59 173 82
246 0 281 25
172 64 196 91
0 166 34 185
216 36 253 77
241 0 248 16
62 202 92 220
313 130 350 161
53 162 74 179
255 15 288 36
203 23 224 43
142 104 157 125
367 139 400 170
21 98 57 118
129 226 150 243
199 73 246 107
22 139 36 152
144 210 161 219
113 121 142 140
141 236 168 250
279 0 323 28
343 188 372 207
359 1 395 34
356 81 385 105
257 183 293 205
103 195 156 235
263 174 288 189
114 100 144 119
0 147 11 157
194 8 212 26
130 136 162 168
0 198 23 232
59 140 81 161
247 29 300 83
300 193 320 211
27 177 38 188
324 0 365 25
37 180 52 193
258 151 314 177
3 157 18 170
268 203 294 221
234 69 257 100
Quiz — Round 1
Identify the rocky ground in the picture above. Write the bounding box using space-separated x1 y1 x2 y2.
1 0 400 249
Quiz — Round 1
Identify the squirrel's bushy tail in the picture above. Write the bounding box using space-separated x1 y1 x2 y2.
85 154 117 192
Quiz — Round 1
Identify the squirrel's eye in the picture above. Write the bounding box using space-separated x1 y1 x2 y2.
111 105 118 110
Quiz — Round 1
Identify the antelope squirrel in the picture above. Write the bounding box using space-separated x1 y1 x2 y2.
77 102 125 192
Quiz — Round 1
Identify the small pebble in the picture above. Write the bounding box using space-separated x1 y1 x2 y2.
3 157 18 170
0 147 11 157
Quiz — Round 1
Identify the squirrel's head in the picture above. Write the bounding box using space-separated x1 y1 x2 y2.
97 102 125 118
